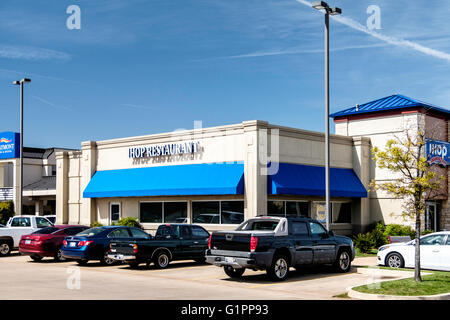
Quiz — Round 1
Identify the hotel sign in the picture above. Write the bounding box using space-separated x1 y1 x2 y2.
129 141 201 159
0 132 20 160
426 139 449 166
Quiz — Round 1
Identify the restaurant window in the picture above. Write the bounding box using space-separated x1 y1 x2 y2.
192 201 220 224
110 203 121 223
140 202 163 223
192 200 244 224
164 202 188 223
314 202 352 224
331 202 352 223
221 201 244 224
140 202 187 223
267 201 285 216
268 201 309 217
286 201 309 217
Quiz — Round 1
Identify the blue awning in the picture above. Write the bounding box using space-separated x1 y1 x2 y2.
268 163 367 198
83 162 244 198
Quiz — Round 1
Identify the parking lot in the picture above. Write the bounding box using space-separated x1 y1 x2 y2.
0 254 387 300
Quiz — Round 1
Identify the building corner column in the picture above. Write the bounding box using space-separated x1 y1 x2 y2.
352 136 371 233
80 141 97 226
56 151 69 224
243 120 268 219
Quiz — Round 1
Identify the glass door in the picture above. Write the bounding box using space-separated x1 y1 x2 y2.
425 202 438 232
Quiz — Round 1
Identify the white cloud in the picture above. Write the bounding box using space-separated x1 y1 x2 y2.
0 45 71 61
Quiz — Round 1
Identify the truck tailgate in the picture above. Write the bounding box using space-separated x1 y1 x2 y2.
210 231 274 252
110 241 136 255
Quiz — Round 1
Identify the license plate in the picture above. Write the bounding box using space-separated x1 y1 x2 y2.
25 240 31 245
69 242 76 247
225 257 235 263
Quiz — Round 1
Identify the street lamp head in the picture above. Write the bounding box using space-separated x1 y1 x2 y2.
329 7 342 15
312 1 329 10
21 78 31 83
12 80 20 85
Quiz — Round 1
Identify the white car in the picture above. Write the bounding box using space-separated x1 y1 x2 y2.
377 231 450 271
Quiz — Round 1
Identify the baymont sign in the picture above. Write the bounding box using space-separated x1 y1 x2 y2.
128 141 201 159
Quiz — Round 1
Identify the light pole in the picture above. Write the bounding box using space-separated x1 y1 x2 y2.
312 1 341 230
13 78 31 215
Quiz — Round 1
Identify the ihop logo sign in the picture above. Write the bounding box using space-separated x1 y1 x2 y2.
426 139 450 166
0 132 20 159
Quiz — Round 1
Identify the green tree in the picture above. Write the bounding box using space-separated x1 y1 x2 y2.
370 129 445 282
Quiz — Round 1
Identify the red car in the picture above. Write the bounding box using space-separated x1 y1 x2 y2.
19 225 89 261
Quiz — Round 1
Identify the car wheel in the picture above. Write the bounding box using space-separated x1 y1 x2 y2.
385 252 405 268
154 251 170 269
266 254 290 281
30 255 43 262
54 247 66 262
77 259 89 266
100 250 115 266
0 241 11 257
334 249 352 273
223 266 245 278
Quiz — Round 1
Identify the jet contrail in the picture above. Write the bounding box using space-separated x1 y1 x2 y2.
296 0 450 62
196 43 387 61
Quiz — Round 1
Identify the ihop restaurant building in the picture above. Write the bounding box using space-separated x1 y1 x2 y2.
56 120 368 235
56 94 450 234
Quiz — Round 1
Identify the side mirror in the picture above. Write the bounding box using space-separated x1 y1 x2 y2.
328 231 334 237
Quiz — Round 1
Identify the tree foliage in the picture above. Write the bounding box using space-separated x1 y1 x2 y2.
370 128 445 282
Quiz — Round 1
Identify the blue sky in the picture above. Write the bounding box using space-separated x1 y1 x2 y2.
1 0 450 149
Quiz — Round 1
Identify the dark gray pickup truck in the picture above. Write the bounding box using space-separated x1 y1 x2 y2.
205 216 355 281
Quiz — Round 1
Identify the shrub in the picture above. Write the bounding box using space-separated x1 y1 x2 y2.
370 223 389 248
353 233 375 253
91 221 104 228
383 224 415 239
115 217 143 229
0 201 15 225
422 229 435 236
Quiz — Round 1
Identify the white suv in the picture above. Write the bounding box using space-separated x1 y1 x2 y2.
0 215 53 256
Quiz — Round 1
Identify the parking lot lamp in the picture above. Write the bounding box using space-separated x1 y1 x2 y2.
311 2 341 230
12 78 31 215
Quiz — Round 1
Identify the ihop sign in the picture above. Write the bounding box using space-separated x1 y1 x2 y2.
426 139 450 166
0 132 20 160
129 141 201 159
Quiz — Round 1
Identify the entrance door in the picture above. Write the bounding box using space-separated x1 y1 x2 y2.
425 203 439 232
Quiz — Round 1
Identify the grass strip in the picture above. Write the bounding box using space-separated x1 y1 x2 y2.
353 271 450 296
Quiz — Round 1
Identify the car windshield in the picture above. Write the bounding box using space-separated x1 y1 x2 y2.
237 219 279 231
77 227 107 237
32 227 59 234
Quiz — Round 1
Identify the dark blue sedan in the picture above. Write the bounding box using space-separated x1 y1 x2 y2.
61 226 152 265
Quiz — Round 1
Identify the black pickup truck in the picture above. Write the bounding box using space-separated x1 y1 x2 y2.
205 216 355 281
108 224 210 268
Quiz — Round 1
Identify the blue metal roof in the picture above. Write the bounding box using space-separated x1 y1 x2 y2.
330 94 450 118
268 163 367 198
83 162 244 198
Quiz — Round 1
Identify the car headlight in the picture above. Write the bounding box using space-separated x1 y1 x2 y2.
378 246 389 251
